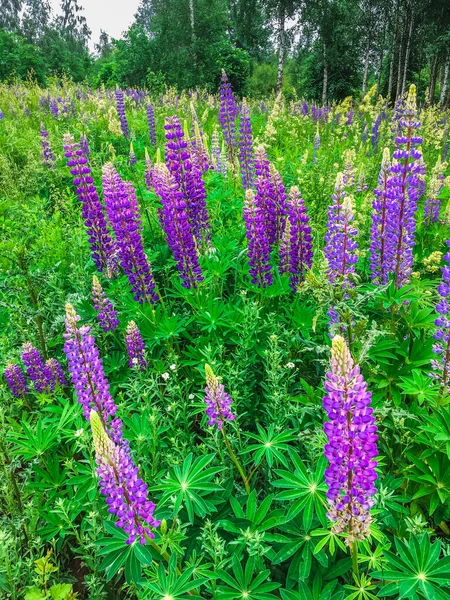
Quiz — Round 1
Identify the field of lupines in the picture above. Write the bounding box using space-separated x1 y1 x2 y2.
1 74 450 600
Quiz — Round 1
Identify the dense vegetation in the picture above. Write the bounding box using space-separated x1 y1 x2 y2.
1 72 450 599
0 0 449 103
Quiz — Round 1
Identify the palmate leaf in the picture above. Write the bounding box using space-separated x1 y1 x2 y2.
407 453 450 514
372 534 450 599
241 424 297 468
142 553 208 599
152 453 223 523
217 555 281 599
273 449 328 530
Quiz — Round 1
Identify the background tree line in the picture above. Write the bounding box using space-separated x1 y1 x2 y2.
0 0 449 103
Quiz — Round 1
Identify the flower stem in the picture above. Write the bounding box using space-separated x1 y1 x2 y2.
221 426 251 494
351 540 360 582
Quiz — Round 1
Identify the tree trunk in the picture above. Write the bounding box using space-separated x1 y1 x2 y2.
322 47 328 104
388 2 399 101
362 40 371 96
276 7 286 93
401 12 413 97
189 0 195 36
429 55 438 104
441 52 450 106
377 22 387 92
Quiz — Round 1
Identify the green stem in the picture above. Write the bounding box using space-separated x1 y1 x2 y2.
351 540 360 582
221 426 251 494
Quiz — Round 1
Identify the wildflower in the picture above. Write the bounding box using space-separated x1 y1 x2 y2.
243 189 273 288
370 148 391 284
238 99 255 190
115 87 129 138
219 70 238 163
4 363 28 398
285 362 295 369
431 241 450 392
125 321 147 370
323 336 378 543
129 142 136 166
45 358 67 388
21 343 53 393
169 364 176 371
204 364 235 430
90 410 159 544
144 148 153 191
40 124 54 168
147 103 156 145
161 372 170 381
92 276 119 332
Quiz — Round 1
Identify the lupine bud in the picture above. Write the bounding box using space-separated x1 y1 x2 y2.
144 148 153 191
204 364 235 430
323 336 378 544
92 275 119 332
125 321 147 370
45 358 67 388
129 142 136 166
5 363 28 398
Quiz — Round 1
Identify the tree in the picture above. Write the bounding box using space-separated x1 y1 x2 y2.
0 0 23 31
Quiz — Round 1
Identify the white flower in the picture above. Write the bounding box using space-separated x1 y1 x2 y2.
286 362 295 369
188 394 195 400
74 429 84 438
162 372 170 381
169 364 176 371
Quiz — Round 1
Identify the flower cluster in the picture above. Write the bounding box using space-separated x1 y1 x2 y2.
125 321 147 370
21 343 53 393
218 70 238 163
424 157 447 225
45 358 67 388
323 335 378 543
152 163 203 288
90 410 159 544
63 134 115 274
4 363 28 398
431 241 450 392
204 364 235 430
243 189 273 288
92 275 119 332
238 99 255 190
369 148 391 284
40 124 54 167
115 87 129 138
147 103 156 145
102 163 159 304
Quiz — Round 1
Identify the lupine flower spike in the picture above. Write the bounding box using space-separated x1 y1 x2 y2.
243 189 273 288
21 343 53 393
147 103 156 145
92 275 119 332
90 410 159 544
115 87 129 138
40 124 54 167
431 241 450 393
238 99 255 190
45 359 67 387
323 335 378 543
5 363 28 398
204 364 235 430
370 148 391 284
125 321 147 370
218 70 238 166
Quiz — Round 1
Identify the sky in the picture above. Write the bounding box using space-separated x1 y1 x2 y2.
50 0 141 50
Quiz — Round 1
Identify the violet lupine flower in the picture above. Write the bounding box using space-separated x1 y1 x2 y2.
21 343 53 393
0 110 4 120
204 364 235 430
102 163 159 304
386 85 423 288
4 363 28 398
92 275 119 332
369 148 392 284
424 158 446 225
147 103 156 145
144 148 153 191
219 70 238 164
63 134 116 274
431 241 450 392
281 186 313 291
243 189 273 288
125 321 147 370
301 100 309 116
129 142 136 166
90 410 159 544
45 359 67 387
115 87 129 138
64 304 122 443
238 99 255 190
80 134 90 158
325 174 358 287
191 120 210 175
40 124 54 168
164 115 210 244
371 114 381 149
323 335 378 543
254 145 286 247
49 98 58 119
152 163 203 288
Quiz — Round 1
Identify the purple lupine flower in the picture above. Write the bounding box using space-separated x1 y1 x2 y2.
92 275 119 332
4 363 28 398
147 103 156 145
424 158 445 225
115 87 129 138
325 174 358 286
243 189 273 287
301 100 309 116
164 115 210 244
90 410 159 544
49 98 58 119
63 134 116 274
431 241 450 392
281 186 313 291
204 364 235 430
238 99 254 190
387 85 423 288
191 120 210 175
323 335 378 543
356 171 368 193
40 124 54 168
80 134 90 158
21 343 53 393
63 304 122 443
129 142 136 166
102 163 159 304
218 70 238 164
152 163 203 288
45 358 67 387
254 145 286 247
125 321 147 370
144 148 153 191
370 148 391 284
346 110 353 126
371 114 381 149
362 122 368 144
0 110 4 120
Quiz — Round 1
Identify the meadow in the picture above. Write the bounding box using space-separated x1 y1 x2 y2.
1 76 450 600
